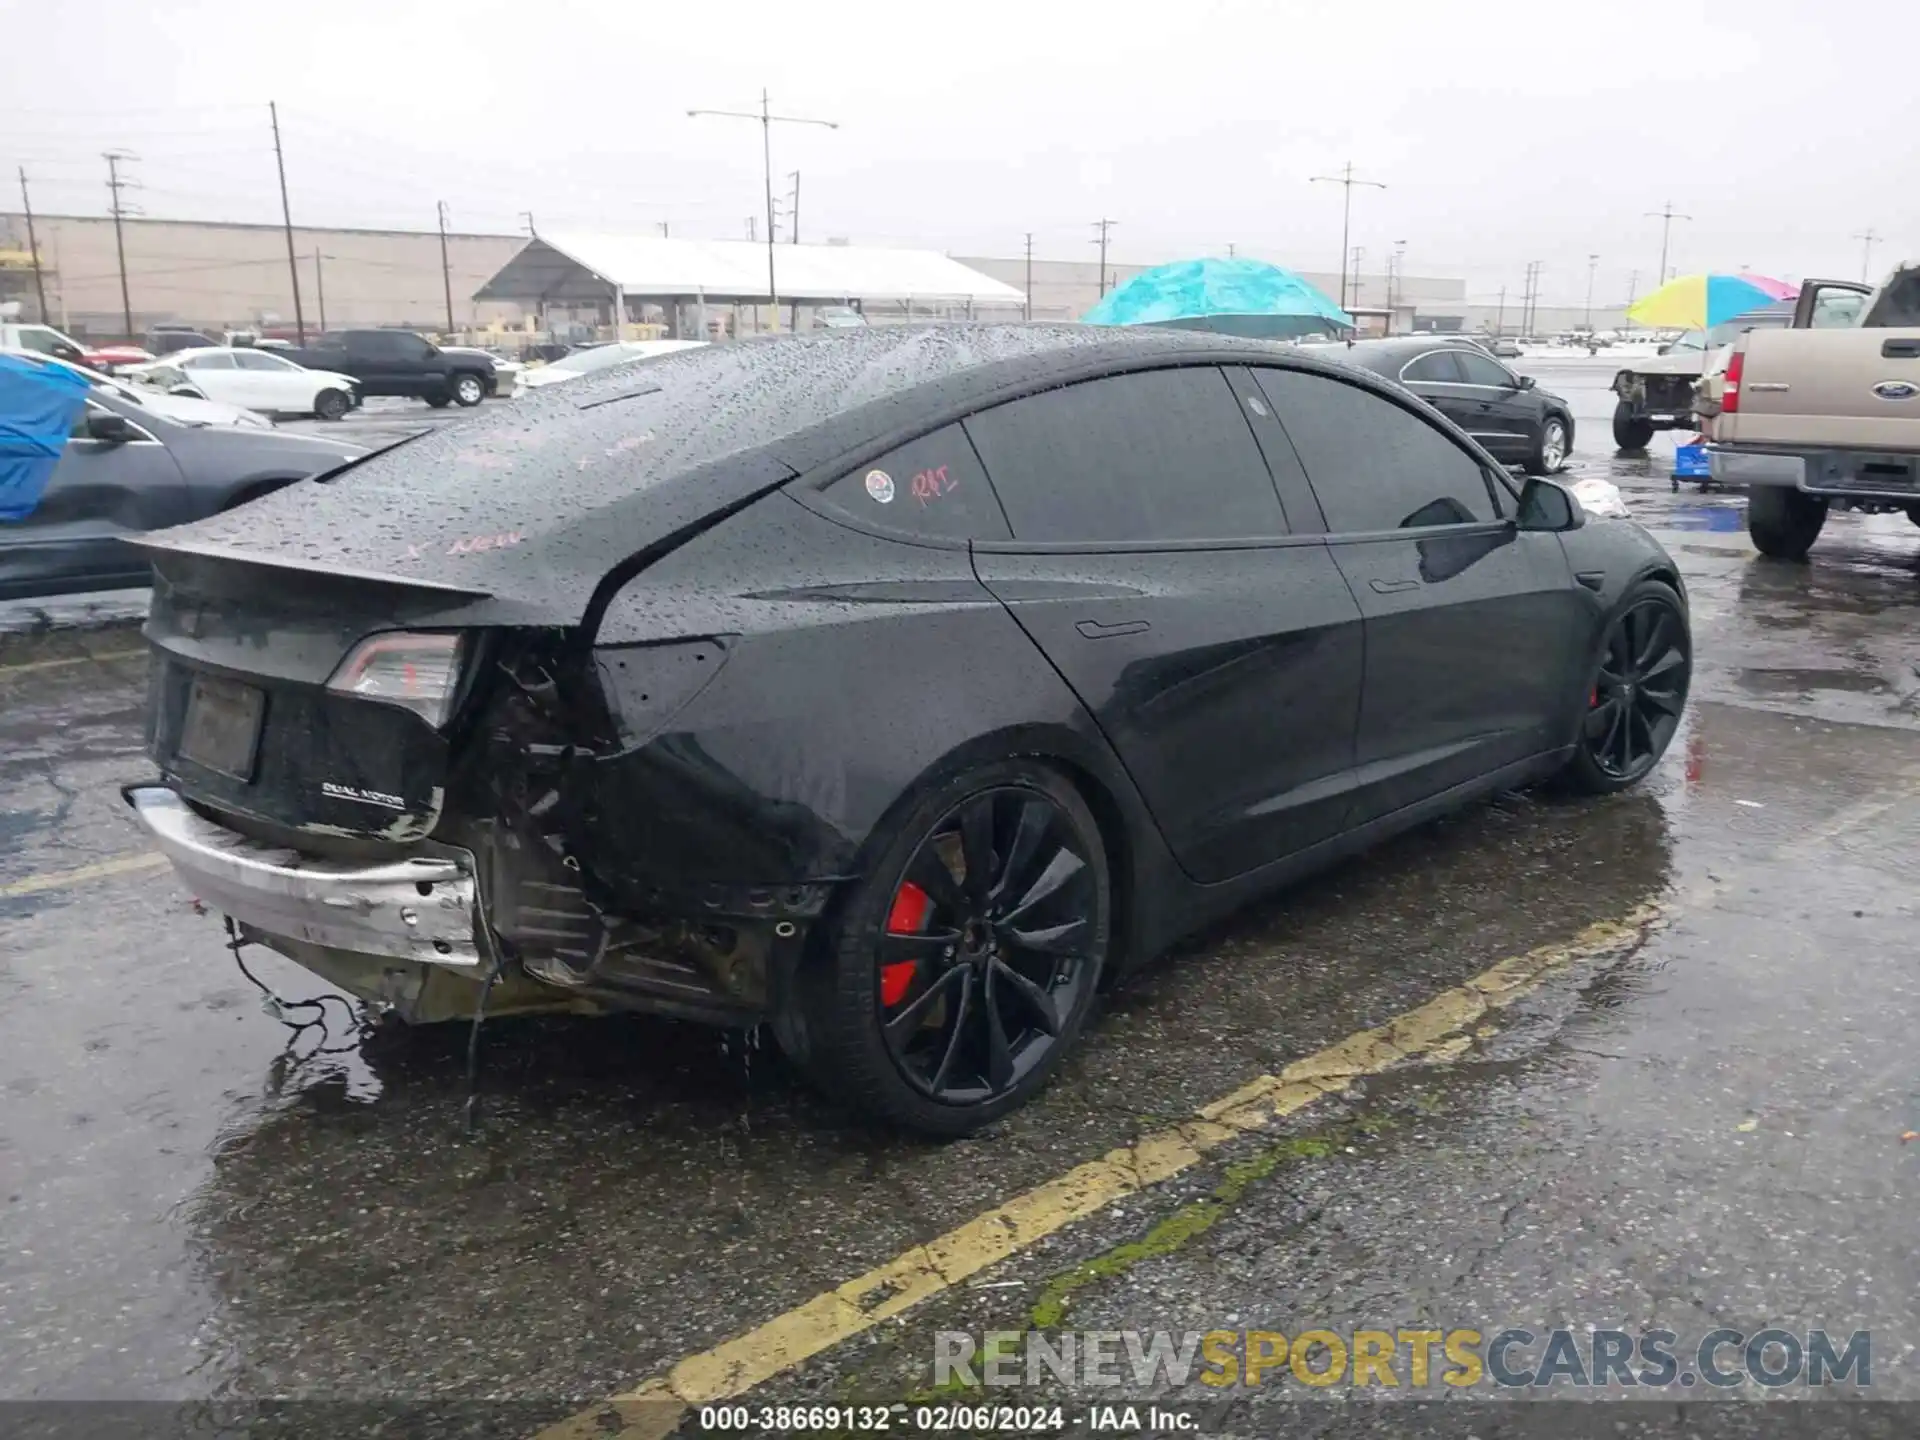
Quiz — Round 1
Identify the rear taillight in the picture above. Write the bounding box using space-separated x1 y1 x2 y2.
1722 350 1744 413
327 631 467 727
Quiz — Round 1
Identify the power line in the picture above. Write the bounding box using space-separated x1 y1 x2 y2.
17 167 49 322
1853 227 1879 282
687 89 838 326
270 101 306 345
103 150 139 337
1092 218 1116 295
1645 201 1692 285
1310 160 1386 312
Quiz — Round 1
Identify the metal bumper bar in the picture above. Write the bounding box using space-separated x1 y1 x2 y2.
123 784 481 967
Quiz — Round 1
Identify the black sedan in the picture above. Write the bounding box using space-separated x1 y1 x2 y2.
1 374 365 600
1332 337 1575 475
123 326 1689 1135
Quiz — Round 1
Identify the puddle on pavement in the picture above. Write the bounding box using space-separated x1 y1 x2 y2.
1736 667 1894 697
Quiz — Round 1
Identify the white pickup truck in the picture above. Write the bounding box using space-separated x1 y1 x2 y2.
1703 266 1920 557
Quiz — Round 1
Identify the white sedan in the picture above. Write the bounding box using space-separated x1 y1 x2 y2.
132 346 361 420
517 340 706 392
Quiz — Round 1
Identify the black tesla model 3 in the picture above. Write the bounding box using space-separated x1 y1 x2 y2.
124 325 1690 1135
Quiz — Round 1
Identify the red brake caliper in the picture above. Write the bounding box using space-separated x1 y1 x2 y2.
881 881 931 1007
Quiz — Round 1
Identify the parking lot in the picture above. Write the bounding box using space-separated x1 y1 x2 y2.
3 357 1917 1433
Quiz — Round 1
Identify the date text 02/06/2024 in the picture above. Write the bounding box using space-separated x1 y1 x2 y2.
697 1403 1123 1432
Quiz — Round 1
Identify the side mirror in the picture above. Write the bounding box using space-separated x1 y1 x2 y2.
1517 476 1584 532
1656 343 1671 355
1517 374 1536 390
87 411 140 445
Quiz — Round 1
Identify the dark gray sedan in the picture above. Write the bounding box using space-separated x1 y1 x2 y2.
1 382 365 601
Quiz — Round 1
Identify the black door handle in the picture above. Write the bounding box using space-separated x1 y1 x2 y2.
1369 578 1420 594
1075 618 1151 639
1575 570 1606 592
1882 338 1920 358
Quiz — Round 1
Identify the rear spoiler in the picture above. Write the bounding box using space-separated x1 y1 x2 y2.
132 533 492 598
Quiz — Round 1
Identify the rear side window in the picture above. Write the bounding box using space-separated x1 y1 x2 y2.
1401 351 1463 382
1254 368 1497 533
821 423 1010 542
1455 351 1519 388
964 366 1285 543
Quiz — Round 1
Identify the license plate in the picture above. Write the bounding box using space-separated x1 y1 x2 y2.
178 674 265 781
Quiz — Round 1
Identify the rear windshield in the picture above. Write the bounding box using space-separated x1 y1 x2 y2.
165 326 1119 603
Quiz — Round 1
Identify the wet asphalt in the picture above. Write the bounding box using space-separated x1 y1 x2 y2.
1 362 1917 1430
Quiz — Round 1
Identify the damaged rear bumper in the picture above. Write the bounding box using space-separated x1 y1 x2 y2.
123 784 483 969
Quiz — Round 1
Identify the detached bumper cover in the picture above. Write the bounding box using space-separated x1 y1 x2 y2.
124 784 481 968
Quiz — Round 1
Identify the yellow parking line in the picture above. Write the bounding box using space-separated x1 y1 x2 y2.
0 852 169 901
537 900 1665 1440
0 648 146 679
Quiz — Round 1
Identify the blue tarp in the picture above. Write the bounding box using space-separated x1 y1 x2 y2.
0 352 92 522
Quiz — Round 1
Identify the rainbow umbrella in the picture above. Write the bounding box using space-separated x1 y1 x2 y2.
1737 273 1799 302
1628 273 1789 329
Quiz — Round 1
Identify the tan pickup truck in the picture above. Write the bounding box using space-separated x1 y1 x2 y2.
1704 265 1920 557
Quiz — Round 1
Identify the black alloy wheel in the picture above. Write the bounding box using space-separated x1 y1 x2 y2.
1563 581 1690 793
781 762 1109 1135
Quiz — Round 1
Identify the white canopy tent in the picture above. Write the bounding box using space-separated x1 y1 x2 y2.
474 232 1025 333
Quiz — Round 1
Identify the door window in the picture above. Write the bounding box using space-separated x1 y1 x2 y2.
1254 368 1499 533
1807 288 1865 328
1401 351 1464 383
964 366 1286 543
15 326 65 355
820 424 1010 541
1454 352 1520 388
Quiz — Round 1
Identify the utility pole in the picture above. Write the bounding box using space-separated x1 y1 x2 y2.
1853 227 1879 282
269 102 306 345
1389 239 1406 331
103 150 137 340
1349 245 1365 308
1092 218 1116 295
658 221 670 238
17 167 48 323
746 216 756 242
1646 200 1692 285
1023 232 1033 322
689 89 838 331
519 211 537 237
1227 242 1236 258
1626 268 1640 321
1310 160 1386 311
1495 285 1506 337
436 200 454 335
314 249 326 332
1585 253 1599 329
787 171 800 243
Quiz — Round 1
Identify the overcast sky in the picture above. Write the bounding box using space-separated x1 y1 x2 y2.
4 0 1909 308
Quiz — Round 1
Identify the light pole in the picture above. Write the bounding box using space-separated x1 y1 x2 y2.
1310 160 1385 311
1585 253 1598 330
689 89 837 330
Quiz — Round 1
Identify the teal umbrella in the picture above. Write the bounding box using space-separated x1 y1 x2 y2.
1081 256 1353 339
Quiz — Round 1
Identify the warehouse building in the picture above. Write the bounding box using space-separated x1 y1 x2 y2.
0 212 1624 342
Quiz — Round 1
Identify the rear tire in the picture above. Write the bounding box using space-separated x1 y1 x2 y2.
1611 402 1654 450
1558 579 1690 795
425 393 453 409
1906 504 1920 528
1747 486 1827 559
778 759 1111 1137
313 388 350 421
452 373 486 407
